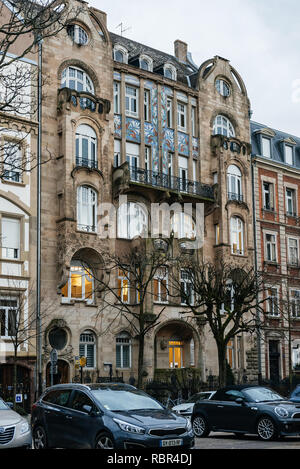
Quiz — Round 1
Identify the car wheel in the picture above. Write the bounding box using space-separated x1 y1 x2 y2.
257 416 278 441
33 425 48 449
95 432 115 449
192 415 210 438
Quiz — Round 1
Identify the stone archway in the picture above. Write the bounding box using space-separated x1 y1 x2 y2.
154 320 200 370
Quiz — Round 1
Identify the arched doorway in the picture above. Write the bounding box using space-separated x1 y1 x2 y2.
155 321 198 370
46 360 70 386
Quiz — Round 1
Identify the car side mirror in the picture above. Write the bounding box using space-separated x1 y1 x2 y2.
82 404 93 414
235 398 245 405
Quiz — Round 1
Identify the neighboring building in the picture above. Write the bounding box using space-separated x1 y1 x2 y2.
0 1 38 410
251 121 300 383
36 0 257 388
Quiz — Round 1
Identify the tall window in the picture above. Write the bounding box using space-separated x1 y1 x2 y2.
79 331 96 368
144 90 150 121
125 85 139 118
265 233 277 262
76 124 97 169
261 137 271 158
61 66 94 93
117 202 148 239
61 261 94 302
286 188 296 216
181 270 194 305
227 165 242 201
167 98 173 128
177 102 187 132
288 238 299 266
3 141 22 182
291 290 300 318
263 182 274 211
0 297 18 338
153 268 168 303
114 81 120 114
191 106 197 137
116 332 131 368
1 217 20 259
267 288 279 316
285 145 294 165
77 186 97 232
230 217 244 255
114 139 121 168
117 269 130 303
126 142 140 180
171 212 195 240
178 156 188 192
213 115 235 137
169 338 183 369
227 340 235 369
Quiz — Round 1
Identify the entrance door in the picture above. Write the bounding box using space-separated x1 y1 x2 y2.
46 360 70 386
169 341 184 369
269 340 280 384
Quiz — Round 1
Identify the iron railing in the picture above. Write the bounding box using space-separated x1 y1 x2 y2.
129 166 214 200
76 158 98 170
228 192 244 202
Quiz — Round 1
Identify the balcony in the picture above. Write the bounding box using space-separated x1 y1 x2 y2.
57 87 111 117
128 166 214 200
228 192 244 203
75 158 98 170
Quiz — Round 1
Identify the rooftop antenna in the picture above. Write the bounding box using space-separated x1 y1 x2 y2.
116 22 132 37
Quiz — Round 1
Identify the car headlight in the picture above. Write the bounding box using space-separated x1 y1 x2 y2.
20 421 30 435
274 406 289 418
186 418 192 432
113 418 146 434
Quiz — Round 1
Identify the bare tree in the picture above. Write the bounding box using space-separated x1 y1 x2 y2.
170 258 267 388
0 0 81 180
0 282 54 409
87 240 171 388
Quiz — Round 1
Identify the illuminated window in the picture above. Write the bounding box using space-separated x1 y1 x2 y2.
169 339 184 369
61 261 94 302
230 217 244 255
117 269 130 304
227 340 235 369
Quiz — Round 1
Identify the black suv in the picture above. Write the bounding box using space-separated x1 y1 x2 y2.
31 383 194 449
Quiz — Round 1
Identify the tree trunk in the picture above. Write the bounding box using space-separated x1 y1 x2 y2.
137 334 145 389
217 345 227 388
13 351 17 411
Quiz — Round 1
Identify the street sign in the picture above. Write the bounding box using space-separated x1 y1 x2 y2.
50 348 58 365
50 365 58 375
80 356 87 367
15 394 23 404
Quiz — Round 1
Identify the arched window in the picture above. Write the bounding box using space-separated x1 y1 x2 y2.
79 330 96 368
116 332 131 368
61 260 94 302
230 217 244 255
76 124 97 169
215 79 230 97
77 186 97 233
164 64 177 81
117 202 148 239
227 165 242 201
67 24 88 45
213 115 235 137
139 55 153 72
61 66 94 94
114 46 128 64
171 212 196 240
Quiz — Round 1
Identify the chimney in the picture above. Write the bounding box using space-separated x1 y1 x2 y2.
174 40 188 63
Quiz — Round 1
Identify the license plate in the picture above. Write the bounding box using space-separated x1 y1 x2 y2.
160 439 183 447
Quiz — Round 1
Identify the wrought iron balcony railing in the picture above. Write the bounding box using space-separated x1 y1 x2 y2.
228 192 244 202
76 158 98 170
129 166 214 200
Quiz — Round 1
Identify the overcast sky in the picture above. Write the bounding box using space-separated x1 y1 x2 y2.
89 0 300 137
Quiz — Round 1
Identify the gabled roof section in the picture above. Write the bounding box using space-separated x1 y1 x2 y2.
109 32 198 88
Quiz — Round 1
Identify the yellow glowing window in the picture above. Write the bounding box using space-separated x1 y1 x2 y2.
117 269 129 303
61 262 94 301
169 340 184 369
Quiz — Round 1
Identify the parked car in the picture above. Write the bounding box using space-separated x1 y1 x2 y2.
172 391 215 418
289 385 300 403
31 383 195 449
0 398 31 449
192 385 300 441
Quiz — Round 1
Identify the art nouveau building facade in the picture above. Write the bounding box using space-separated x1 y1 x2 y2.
33 0 257 389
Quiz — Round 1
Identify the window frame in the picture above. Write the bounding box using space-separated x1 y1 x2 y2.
77 185 97 233
153 267 168 304
288 237 299 266
286 188 297 217
265 232 277 263
116 331 132 369
61 261 94 304
230 216 244 256
177 102 187 132
113 81 121 114
67 24 88 45
125 85 139 118
1 217 20 260
75 124 97 169
61 66 94 94
0 296 18 338
79 330 96 369
213 115 235 138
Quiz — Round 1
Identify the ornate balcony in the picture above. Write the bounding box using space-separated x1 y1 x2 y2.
57 87 111 116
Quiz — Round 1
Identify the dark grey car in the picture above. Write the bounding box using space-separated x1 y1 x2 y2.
31 383 194 449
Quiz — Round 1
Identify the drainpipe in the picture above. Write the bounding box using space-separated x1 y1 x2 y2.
36 37 43 397
251 158 262 384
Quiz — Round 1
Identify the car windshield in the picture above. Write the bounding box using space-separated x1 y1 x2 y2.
243 387 284 403
187 393 207 403
0 399 9 410
91 387 164 412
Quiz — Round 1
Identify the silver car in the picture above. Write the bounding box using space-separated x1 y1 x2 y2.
172 391 216 419
0 398 31 449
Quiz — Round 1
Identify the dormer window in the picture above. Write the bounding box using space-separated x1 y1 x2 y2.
262 137 271 158
67 24 88 45
164 64 177 81
139 55 153 72
114 45 128 64
285 145 294 165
